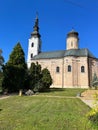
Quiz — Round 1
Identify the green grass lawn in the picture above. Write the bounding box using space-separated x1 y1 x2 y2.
40 88 86 96
0 88 97 130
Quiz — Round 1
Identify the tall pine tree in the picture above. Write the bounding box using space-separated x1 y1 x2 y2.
0 49 4 91
2 42 27 92
0 49 4 71
8 43 26 68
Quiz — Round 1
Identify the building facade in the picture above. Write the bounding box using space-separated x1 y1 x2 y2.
27 16 98 88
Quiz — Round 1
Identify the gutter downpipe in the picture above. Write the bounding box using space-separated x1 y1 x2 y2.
87 57 90 88
62 58 64 88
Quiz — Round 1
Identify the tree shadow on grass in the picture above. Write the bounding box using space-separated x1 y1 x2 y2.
0 109 2 111
40 88 65 93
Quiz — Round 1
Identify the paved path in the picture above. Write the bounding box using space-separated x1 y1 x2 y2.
79 98 95 108
0 95 10 100
80 90 98 108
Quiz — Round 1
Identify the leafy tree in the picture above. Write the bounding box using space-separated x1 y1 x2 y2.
0 71 3 92
2 42 27 92
29 62 42 90
41 68 52 89
29 62 52 92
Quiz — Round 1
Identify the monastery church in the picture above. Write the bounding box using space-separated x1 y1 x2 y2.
27 16 98 88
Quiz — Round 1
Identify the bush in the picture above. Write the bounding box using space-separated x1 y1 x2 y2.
87 93 98 126
87 107 98 125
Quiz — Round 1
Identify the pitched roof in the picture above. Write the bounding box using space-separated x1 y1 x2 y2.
32 48 96 60
32 50 65 59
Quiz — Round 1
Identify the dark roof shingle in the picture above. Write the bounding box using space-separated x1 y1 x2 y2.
32 48 96 60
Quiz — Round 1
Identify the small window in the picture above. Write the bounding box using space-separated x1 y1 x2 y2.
31 53 33 58
31 42 34 47
68 65 71 72
81 66 85 73
56 66 60 73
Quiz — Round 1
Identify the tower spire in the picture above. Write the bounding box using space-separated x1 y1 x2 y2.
27 13 42 68
31 13 41 38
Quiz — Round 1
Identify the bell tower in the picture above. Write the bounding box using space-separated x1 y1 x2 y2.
27 15 41 68
66 30 79 50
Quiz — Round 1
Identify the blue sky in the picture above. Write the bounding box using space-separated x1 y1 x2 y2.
0 0 98 63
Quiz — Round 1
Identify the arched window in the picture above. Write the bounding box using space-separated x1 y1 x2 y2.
31 53 33 58
56 66 60 73
31 42 34 47
81 66 85 73
68 65 71 72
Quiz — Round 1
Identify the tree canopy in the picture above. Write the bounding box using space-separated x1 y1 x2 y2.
0 49 4 71
0 49 4 92
29 62 52 92
2 43 52 93
7 43 26 68
41 68 52 89
2 42 27 92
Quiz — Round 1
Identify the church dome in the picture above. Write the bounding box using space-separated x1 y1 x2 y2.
67 29 79 38
66 29 79 50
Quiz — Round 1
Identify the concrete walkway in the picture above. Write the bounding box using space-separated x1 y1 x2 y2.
80 98 97 108
80 90 98 108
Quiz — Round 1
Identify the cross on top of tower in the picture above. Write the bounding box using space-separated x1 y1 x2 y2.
36 11 38 19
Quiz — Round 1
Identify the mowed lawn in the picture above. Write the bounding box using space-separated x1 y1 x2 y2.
0 89 96 130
